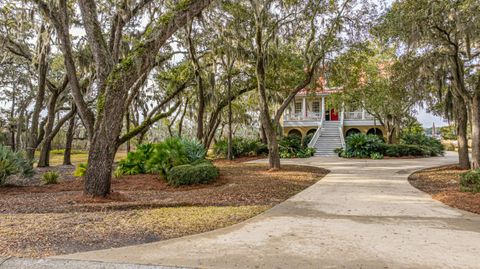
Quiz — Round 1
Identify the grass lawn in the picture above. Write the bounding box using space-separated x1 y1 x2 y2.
0 162 328 257
34 150 128 166
409 165 480 214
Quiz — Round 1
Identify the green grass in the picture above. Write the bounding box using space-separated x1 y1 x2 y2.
34 151 128 166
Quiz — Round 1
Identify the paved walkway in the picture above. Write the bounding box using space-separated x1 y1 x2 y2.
40 153 480 268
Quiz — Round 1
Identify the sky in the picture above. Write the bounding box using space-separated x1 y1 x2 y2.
416 108 448 128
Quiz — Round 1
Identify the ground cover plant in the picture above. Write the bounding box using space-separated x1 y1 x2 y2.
0 162 328 257
409 166 480 214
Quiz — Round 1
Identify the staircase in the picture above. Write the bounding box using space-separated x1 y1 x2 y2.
313 121 343 157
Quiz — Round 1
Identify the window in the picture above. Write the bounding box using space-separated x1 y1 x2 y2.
312 101 320 113
295 102 302 114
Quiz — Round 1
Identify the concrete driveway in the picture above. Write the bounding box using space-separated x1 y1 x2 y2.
11 152 480 269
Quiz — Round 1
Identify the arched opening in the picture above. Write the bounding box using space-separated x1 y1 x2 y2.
367 128 383 137
346 128 361 137
306 129 317 135
287 129 302 138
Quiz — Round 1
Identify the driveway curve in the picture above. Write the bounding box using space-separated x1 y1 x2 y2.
56 152 480 269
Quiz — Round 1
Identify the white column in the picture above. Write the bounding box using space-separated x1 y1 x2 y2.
362 108 365 120
302 97 307 119
321 96 325 120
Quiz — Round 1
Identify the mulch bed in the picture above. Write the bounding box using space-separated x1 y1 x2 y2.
0 162 328 257
409 165 480 214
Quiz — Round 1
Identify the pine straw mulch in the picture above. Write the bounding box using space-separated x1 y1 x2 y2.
0 162 328 258
409 165 480 214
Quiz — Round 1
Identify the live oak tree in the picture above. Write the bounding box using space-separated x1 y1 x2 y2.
248 0 368 169
33 0 212 197
378 0 480 168
330 43 424 144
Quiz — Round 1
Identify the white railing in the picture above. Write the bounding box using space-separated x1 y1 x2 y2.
284 111 322 121
308 110 325 148
344 111 363 120
339 109 346 149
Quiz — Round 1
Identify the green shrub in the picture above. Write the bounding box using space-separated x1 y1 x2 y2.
400 133 444 156
116 143 154 176
146 138 188 175
383 144 430 157
296 147 316 158
460 170 480 193
73 163 88 177
166 161 219 186
42 171 59 184
344 133 385 158
370 152 384 160
302 133 315 147
213 138 267 158
180 138 206 163
0 145 33 185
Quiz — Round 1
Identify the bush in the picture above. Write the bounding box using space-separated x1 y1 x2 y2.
460 170 480 193
146 138 188 175
278 134 315 158
302 133 315 147
73 163 87 177
42 171 59 184
384 144 430 157
213 138 267 158
166 161 219 186
343 133 385 158
401 133 444 156
0 145 33 185
116 143 154 176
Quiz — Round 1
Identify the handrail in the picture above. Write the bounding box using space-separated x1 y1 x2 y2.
308 110 324 148
339 108 346 149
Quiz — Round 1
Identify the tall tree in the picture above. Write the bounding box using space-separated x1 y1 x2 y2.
33 0 212 197
378 0 480 168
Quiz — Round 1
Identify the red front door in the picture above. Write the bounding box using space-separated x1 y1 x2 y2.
330 109 339 121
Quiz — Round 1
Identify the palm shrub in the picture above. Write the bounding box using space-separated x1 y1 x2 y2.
146 137 188 175
0 145 34 185
42 171 59 185
460 170 480 193
166 160 219 186
115 143 154 176
343 133 385 158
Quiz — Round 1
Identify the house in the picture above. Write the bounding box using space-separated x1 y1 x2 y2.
282 86 385 156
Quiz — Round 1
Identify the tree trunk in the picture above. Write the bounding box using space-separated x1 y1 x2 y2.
187 22 205 141
27 25 49 160
84 136 117 197
177 99 188 138
38 91 60 167
456 96 470 169
471 93 480 169
267 131 281 169
126 109 131 153
253 3 281 170
63 115 76 165
227 71 233 160
260 123 268 144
